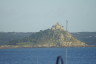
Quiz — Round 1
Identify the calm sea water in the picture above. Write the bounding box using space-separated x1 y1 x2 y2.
0 47 96 64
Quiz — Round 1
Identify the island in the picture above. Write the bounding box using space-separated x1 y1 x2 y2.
0 23 90 48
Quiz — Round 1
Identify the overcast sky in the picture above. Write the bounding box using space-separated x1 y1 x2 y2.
0 0 96 32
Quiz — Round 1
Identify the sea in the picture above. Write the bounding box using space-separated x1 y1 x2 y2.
0 47 96 64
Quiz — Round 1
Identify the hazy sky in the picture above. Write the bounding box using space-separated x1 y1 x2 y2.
0 0 96 32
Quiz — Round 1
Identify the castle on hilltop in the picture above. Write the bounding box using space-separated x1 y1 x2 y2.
51 23 64 31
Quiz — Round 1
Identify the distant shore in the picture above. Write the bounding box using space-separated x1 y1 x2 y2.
0 45 96 49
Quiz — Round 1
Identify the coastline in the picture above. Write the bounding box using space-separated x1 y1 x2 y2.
0 45 96 49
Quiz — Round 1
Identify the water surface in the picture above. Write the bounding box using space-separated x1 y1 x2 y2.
0 47 96 64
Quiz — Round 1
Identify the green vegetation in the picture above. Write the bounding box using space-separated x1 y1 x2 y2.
0 23 88 48
0 32 32 45
5 23 87 47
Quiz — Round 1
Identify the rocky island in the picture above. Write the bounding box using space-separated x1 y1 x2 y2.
0 23 87 48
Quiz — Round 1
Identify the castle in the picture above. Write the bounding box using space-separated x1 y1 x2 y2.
51 23 64 31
